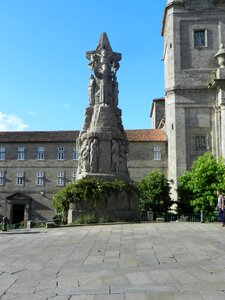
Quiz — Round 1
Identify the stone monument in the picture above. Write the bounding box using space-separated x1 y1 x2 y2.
68 33 139 223
76 32 129 182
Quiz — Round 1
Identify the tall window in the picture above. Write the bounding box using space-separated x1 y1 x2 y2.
195 135 206 149
72 146 79 160
58 147 65 160
37 147 45 160
194 30 206 47
57 171 65 186
18 146 25 160
72 172 77 182
0 147 5 160
154 146 161 161
0 171 5 185
36 171 44 186
16 171 24 186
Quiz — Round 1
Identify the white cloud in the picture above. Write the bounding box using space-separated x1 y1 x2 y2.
0 112 28 131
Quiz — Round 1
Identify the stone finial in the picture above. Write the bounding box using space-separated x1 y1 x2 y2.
215 43 225 68
85 33 121 107
96 32 113 52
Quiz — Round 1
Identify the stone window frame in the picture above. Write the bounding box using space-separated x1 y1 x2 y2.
37 146 45 160
57 171 65 186
57 147 65 160
36 171 45 186
16 171 24 186
153 146 161 161
72 146 79 160
0 147 5 160
72 172 76 182
195 135 206 150
18 146 25 161
0 171 5 185
193 29 208 48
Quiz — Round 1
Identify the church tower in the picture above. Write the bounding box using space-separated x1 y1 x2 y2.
162 0 225 199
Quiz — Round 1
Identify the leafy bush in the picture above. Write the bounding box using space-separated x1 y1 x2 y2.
73 213 97 224
53 178 138 223
177 152 225 213
72 213 111 224
138 169 172 217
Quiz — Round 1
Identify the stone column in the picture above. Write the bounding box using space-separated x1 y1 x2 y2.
215 41 225 159
218 89 225 158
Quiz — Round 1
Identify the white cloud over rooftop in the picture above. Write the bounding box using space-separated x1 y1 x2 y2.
0 112 28 131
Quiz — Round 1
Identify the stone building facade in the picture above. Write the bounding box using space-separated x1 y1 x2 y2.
0 129 167 223
162 0 225 199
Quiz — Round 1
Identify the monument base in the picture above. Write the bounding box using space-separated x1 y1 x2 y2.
67 190 140 224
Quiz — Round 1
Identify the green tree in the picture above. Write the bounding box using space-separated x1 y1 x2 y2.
177 152 225 213
53 182 77 223
176 171 195 215
138 169 172 217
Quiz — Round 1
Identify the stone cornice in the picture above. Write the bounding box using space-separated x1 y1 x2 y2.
165 86 212 95
161 1 184 36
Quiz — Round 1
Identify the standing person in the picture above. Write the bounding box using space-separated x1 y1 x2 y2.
216 191 225 226
222 194 225 227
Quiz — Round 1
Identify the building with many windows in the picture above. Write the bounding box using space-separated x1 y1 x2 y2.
0 129 167 223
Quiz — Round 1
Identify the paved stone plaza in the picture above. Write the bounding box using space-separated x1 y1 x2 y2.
1 222 225 299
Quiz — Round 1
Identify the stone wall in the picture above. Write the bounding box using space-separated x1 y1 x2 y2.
127 141 167 181
68 190 140 223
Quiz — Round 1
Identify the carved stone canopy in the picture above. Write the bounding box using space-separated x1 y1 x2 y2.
86 32 121 66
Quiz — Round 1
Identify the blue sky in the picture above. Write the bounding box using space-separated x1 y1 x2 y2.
0 0 166 131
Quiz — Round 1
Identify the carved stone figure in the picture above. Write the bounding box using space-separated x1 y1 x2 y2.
86 33 121 110
82 146 90 172
111 139 119 172
88 75 96 106
77 139 90 174
90 138 99 173
119 140 128 173
112 76 118 107
82 107 93 131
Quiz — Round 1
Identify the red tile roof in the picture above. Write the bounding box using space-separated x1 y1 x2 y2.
0 131 80 142
124 129 167 142
0 129 167 143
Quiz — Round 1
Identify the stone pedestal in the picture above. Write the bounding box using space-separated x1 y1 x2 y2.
67 191 140 224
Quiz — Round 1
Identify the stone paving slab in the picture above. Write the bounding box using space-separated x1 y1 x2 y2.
1 223 225 299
